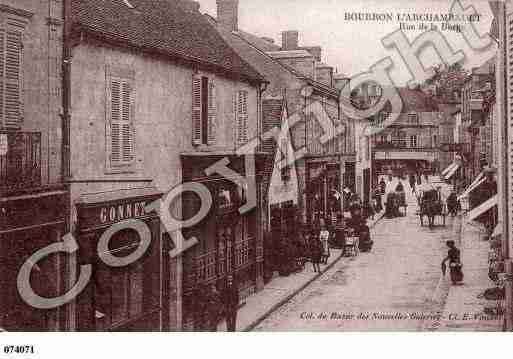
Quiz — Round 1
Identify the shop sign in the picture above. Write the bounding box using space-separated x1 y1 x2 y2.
78 198 157 231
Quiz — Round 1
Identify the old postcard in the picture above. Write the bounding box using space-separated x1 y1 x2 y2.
0 0 511 342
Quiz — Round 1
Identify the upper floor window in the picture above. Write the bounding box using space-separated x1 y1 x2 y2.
408 113 418 124
0 24 24 128
192 74 216 146
235 90 248 147
106 68 135 171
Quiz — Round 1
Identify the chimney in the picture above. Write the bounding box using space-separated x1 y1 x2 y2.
217 0 239 31
282 30 299 50
334 77 350 91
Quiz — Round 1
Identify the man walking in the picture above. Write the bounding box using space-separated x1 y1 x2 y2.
224 274 239 332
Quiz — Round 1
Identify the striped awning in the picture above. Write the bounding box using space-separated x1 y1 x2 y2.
467 195 498 222
458 172 485 201
492 221 502 239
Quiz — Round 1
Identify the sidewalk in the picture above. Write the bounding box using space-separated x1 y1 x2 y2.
217 209 386 332
434 217 503 331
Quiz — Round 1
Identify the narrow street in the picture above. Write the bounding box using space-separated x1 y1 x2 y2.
255 178 457 331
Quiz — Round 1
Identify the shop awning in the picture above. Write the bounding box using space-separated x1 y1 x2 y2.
444 163 460 180
467 194 497 222
492 221 502 239
458 172 485 201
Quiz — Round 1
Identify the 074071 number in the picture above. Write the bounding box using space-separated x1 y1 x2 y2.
3 345 35 355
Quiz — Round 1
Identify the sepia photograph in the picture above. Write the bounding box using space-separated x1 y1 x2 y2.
0 0 512 355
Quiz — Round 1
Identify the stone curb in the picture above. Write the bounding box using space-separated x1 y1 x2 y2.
243 210 386 331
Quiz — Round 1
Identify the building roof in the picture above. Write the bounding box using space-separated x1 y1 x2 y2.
397 87 439 113
266 50 314 59
236 29 281 52
70 0 266 83
205 15 340 99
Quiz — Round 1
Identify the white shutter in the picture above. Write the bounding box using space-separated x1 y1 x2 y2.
236 90 248 147
121 82 134 164
110 79 122 164
207 78 216 145
109 78 134 166
0 28 22 128
192 75 202 145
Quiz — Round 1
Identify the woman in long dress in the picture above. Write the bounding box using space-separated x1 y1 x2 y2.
319 222 330 264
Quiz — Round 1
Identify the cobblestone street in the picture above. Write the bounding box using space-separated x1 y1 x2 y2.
255 179 460 331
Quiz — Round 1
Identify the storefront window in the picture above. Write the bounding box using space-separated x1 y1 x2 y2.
95 229 160 330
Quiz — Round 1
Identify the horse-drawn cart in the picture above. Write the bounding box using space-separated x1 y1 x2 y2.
418 189 446 228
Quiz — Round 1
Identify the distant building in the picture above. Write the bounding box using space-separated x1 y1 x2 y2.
371 88 441 176
461 57 495 178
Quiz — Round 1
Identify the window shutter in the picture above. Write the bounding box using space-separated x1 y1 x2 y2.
109 78 134 166
110 80 122 164
507 12 513 248
0 30 5 126
121 82 134 164
0 28 22 128
5 30 21 125
236 90 248 147
207 78 216 145
192 75 202 145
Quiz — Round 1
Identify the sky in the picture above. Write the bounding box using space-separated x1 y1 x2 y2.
196 0 497 86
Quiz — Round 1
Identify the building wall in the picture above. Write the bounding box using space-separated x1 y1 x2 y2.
69 41 260 330
69 42 259 198
0 0 63 186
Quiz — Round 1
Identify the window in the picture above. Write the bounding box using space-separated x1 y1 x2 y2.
410 135 418 148
0 25 23 128
433 135 438 148
192 74 216 146
107 75 135 170
408 113 418 124
236 90 248 147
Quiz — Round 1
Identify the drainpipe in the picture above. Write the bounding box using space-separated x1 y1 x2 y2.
62 0 71 183
60 0 73 331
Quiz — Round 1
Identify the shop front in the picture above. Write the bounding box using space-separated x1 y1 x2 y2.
180 154 265 331
306 159 342 227
0 189 67 331
74 188 166 332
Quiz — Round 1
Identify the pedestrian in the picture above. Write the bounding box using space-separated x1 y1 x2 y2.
441 240 464 285
409 173 416 194
224 274 239 332
319 220 330 264
205 284 222 331
309 232 322 272
379 177 387 195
